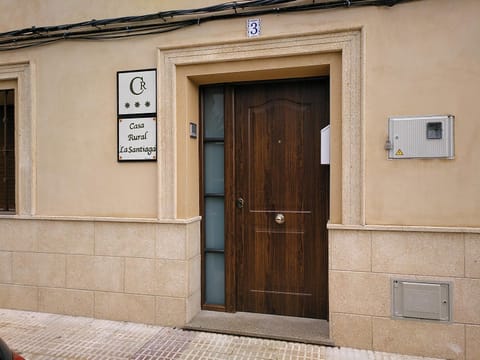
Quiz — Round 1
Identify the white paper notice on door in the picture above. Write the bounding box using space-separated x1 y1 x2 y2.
321 125 330 165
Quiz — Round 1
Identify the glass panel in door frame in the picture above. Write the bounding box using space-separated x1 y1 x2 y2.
201 86 226 308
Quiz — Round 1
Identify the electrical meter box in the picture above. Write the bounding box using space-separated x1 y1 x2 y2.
388 115 454 159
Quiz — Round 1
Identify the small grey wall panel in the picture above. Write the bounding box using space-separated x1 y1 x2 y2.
392 279 451 321
388 115 454 159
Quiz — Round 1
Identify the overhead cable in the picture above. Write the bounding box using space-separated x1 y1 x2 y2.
0 0 415 51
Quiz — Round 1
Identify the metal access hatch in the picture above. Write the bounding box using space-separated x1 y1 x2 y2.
392 279 451 321
388 115 454 159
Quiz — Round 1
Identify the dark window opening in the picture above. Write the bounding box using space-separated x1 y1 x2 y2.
0 89 15 212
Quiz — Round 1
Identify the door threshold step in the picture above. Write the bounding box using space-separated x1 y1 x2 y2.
183 311 334 346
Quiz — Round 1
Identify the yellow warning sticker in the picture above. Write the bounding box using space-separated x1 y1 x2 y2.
395 149 404 156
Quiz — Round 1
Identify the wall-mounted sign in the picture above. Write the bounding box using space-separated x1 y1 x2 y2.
118 117 157 161
117 69 156 116
117 68 157 162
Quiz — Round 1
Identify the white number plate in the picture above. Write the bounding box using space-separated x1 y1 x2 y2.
247 19 261 38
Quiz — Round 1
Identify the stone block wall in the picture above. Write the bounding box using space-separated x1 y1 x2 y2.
0 218 201 326
329 227 480 360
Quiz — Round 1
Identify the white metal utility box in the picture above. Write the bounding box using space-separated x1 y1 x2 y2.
392 279 451 322
387 115 454 159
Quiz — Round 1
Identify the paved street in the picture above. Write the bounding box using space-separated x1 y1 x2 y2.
0 309 442 360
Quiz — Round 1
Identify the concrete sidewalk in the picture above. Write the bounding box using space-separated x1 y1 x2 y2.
0 309 443 360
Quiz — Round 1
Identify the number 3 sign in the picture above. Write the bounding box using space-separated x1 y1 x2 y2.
247 19 261 37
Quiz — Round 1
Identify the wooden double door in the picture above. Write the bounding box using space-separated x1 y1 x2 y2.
206 78 329 319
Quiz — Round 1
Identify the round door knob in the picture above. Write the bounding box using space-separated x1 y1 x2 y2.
275 213 285 224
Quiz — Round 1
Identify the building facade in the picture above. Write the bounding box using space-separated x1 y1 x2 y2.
0 0 479 359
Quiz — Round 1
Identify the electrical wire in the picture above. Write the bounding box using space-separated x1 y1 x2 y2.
0 0 414 51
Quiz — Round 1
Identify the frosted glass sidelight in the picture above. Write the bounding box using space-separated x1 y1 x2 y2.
203 87 224 138
205 198 225 250
205 253 225 305
202 86 225 307
204 143 224 194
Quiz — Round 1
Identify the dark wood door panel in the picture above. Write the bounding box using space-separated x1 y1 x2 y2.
246 98 312 211
238 213 310 317
234 79 329 319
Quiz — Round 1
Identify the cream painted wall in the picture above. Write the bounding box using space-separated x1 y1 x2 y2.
363 0 480 226
0 0 478 225
0 0 222 32
33 40 159 217
0 80 16 91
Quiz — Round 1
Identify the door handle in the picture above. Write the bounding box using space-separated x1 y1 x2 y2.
236 197 244 209
275 213 285 224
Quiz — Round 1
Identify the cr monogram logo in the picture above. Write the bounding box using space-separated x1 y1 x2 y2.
129 76 147 95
